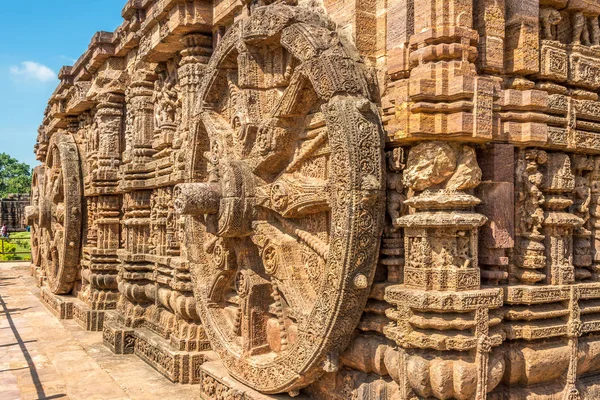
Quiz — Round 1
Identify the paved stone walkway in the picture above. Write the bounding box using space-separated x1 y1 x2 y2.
0 262 199 400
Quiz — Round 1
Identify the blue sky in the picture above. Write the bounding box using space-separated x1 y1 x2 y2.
0 1 125 169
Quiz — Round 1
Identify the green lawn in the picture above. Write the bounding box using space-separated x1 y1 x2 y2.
1 231 31 261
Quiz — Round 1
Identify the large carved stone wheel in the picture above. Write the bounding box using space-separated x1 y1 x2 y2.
181 4 385 394
40 133 83 294
29 166 45 267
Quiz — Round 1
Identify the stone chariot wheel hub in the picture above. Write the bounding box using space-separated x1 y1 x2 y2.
178 4 386 394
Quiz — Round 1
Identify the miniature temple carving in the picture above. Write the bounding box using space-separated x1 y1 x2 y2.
29 0 600 398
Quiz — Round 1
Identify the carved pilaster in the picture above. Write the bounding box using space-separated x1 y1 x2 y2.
122 191 152 256
541 152 582 285
91 93 124 191
117 190 153 327
384 141 504 400
381 148 405 283
572 154 593 281
83 93 124 313
124 69 156 165
591 157 600 278
398 142 486 291
565 286 583 400
118 68 156 330
178 33 211 144
173 33 211 181
514 150 583 286
78 112 93 184
150 187 170 257
514 149 547 284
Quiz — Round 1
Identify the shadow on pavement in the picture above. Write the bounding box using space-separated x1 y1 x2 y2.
0 293 63 400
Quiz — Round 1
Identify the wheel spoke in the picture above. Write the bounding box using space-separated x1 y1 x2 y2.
282 128 328 175
251 220 317 316
256 174 329 218
271 214 328 260
234 269 273 356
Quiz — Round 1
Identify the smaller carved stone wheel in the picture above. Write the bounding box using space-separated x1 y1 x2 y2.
181 4 385 394
40 133 83 294
28 166 45 267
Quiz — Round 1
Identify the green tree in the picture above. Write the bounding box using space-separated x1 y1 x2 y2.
0 240 17 261
0 153 31 197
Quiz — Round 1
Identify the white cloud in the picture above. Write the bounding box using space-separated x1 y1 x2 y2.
59 55 77 64
9 61 57 83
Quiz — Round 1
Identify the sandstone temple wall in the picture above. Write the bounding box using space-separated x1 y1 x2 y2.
30 0 600 398
1 194 30 232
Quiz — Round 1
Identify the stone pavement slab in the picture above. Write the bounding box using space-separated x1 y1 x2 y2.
0 262 199 400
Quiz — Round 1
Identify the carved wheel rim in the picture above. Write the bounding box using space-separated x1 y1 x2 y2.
30 166 45 266
41 133 82 294
186 5 385 393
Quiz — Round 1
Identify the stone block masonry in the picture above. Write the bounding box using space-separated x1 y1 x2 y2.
1 194 29 232
30 0 600 398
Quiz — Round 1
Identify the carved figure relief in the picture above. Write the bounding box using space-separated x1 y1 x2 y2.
153 66 180 130
514 149 548 284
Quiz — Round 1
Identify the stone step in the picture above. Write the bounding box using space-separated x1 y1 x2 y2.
39 285 107 331
102 317 215 384
102 314 135 355
40 286 74 320
73 298 105 331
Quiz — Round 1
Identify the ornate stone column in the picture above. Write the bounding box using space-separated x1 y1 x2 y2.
173 33 211 181
111 63 155 324
116 190 153 330
384 142 504 400
75 92 124 330
572 154 593 281
156 34 212 352
514 149 547 284
94 93 124 179
382 0 506 392
124 68 155 165
177 34 211 147
541 152 582 285
591 157 600 278
117 68 155 329
152 64 179 154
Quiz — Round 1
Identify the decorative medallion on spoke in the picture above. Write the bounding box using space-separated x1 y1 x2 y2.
178 4 385 394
